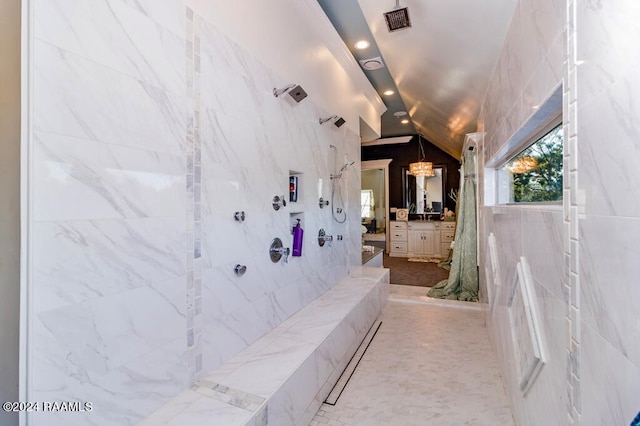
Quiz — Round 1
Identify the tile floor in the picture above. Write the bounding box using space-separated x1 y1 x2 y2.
310 284 515 426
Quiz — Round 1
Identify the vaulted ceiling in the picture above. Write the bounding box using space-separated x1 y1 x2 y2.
318 0 518 158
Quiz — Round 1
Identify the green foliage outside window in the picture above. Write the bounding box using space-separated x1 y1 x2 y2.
507 124 563 203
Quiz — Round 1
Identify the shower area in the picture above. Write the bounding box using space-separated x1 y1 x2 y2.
12 1 385 423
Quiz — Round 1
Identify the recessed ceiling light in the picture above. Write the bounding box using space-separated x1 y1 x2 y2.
401 119 409 124
383 90 394 96
354 40 370 50
393 111 407 117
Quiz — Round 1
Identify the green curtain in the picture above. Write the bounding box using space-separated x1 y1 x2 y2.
427 149 478 301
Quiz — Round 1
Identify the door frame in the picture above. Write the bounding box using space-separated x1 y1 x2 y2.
361 159 392 253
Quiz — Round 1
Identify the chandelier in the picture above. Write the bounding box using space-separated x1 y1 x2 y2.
508 157 538 174
409 134 435 177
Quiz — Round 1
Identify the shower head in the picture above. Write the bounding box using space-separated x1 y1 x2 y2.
319 115 338 125
339 161 355 173
273 84 308 102
319 115 346 128
331 161 355 180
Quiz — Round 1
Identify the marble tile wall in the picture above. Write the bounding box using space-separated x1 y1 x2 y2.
28 1 188 424
478 0 570 424
196 15 361 376
481 0 640 424
25 1 364 425
575 0 640 423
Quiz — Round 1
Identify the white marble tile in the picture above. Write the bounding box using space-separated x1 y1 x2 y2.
488 208 523 309
519 0 565 77
32 218 185 312
33 39 186 155
579 216 640 367
34 0 185 96
266 354 322 425
576 0 640 106
509 281 569 424
578 76 640 217
29 336 188 426
120 0 184 36
34 286 185 380
522 36 564 115
215 337 316 399
520 209 565 299
138 389 203 426
163 396 253 426
581 324 640 425
312 299 514 426
33 131 185 222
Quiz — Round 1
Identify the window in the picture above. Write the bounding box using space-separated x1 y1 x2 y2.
499 123 563 203
361 189 375 218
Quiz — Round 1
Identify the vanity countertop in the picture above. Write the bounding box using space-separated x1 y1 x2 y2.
362 246 384 266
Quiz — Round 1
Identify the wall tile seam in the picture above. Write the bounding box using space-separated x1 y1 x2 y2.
113 0 187 39
30 128 188 159
518 30 565 93
483 28 565 142
32 34 187 100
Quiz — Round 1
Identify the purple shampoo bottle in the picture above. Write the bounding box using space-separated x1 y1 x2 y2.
292 219 303 257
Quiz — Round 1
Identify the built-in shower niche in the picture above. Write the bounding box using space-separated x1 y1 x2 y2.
289 171 303 209
289 171 304 258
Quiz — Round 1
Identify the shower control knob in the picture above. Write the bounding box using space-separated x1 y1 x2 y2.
319 197 329 209
272 195 287 211
269 238 290 263
336 208 343 214
337 235 343 241
318 229 333 247
234 264 247 276
234 211 246 221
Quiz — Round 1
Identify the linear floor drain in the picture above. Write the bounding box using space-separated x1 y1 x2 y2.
324 320 382 405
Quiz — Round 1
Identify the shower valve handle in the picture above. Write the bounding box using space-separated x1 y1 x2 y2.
272 195 287 211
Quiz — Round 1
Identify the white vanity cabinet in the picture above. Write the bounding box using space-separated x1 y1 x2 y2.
390 220 456 258
389 221 408 257
407 222 441 258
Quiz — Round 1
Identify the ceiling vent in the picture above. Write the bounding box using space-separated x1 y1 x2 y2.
359 57 385 71
384 2 411 32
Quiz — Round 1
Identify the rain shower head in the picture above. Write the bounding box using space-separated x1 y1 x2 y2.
273 84 308 102
384 1 411 32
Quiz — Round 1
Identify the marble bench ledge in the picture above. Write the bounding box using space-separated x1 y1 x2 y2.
139 267 389 426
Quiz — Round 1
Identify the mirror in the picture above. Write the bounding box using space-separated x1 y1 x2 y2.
402 165 447 215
